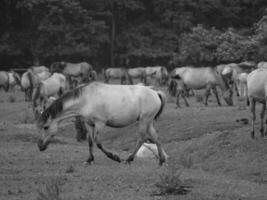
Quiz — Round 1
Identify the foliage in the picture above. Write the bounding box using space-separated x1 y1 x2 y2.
0 0 267 69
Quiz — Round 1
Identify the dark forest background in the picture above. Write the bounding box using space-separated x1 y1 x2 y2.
0 0 267 71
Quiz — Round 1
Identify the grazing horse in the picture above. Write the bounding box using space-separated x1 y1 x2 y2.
50 61 93 87
168 78 190 108
247 69 267 139
0 71 10 92
128 67 146 83
171 67 233 106
36 82 166 165
145 66 169 85
104 68 133 84
32 73 66 113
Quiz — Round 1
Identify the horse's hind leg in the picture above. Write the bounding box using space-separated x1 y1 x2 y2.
93 122 121 162
147 122 166 166
125 123 146 163
250 98 256 139
260 103 266 138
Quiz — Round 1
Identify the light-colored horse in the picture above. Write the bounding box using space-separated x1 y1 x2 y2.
168 78 190 108
257 61 267 69
36 82 166 165
171 67 233 106
32 73 66 113
50 61 93 87
8 71 21 91
236 72 249 109
247 69 267 138
0 71 10 92
30 66 49 73
145 66 169 85
128 67 146 83
217 62 255 97
23 68 51 101
104 68 133 84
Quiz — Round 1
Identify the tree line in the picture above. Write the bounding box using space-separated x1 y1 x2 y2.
0 0 267 71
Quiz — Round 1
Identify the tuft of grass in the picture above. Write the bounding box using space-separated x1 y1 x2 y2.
37 178 65 200
179 152 194 169
8 95 16 103
195 94 203 103
153 159 192 196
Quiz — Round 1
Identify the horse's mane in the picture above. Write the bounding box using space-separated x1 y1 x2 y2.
38 84 86 124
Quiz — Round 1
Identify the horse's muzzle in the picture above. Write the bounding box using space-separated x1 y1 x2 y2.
38 139 48 151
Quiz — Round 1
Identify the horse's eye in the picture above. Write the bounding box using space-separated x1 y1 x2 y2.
44 126 49 130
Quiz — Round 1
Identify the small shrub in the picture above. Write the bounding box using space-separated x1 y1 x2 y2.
153 160 191 196
37 178 65 200
8 95 16 103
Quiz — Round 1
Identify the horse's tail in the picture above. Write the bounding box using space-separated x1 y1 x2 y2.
32 82 42 107
154 90 166 120
168 79 177 96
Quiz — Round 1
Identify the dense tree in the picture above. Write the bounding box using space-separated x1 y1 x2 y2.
0 0 267 70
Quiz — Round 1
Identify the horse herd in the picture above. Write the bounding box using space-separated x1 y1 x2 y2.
1 60 267 165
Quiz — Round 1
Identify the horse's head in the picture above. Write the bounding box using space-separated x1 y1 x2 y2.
36 102 59 151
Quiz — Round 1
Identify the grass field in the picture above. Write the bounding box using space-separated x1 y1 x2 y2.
0 83 266 200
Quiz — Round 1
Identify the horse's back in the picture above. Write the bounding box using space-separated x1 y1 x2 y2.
0 71 8 85
81 83 162 126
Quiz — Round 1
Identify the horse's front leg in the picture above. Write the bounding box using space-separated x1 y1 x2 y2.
212 87 221 106
181 91 190 107
204 84 212 106
83 123 94 164
93 122 121 162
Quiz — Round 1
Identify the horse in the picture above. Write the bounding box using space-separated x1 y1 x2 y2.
50 61 93 87
7 70 21 91
236 72 249 109
168 78 190 108
170 66 233 106
32 73 66 114
30 65 49 73
36 82 167 165
128 67 146 83
22 68 51 101
0 71 10 92
104 68 133 84
247 68 267 139
145 66 169 85
257 61 267 69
